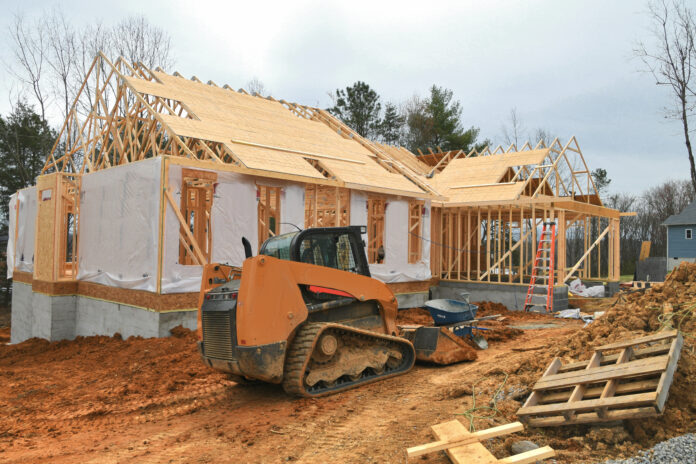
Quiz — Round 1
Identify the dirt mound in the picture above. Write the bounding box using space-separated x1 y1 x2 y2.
485 262 696 458
557 262 696 358
474 300 552 321
0 326 228 440
482 326 524 342
396 307 433 325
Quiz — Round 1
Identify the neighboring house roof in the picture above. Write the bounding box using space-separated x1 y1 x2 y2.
663 200 696 226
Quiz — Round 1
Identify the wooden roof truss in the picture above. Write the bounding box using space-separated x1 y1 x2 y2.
432 137 603 207
43 54 244 175
41 53 437 199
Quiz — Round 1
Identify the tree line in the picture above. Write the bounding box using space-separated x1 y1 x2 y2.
329 81 486 154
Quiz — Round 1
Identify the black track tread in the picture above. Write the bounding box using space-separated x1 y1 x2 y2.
282 323 326 396
282 322 415 398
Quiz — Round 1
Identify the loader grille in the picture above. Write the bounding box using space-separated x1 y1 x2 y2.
202 310 234 360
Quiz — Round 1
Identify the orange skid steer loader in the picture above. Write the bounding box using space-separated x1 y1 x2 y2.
197 226 474 397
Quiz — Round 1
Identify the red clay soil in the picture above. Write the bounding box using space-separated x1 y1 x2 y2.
1 263 695 463
396 307 434 325
1 322 587 464
475 301 552 321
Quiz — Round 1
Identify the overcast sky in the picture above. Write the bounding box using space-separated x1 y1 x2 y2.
0 0 688 195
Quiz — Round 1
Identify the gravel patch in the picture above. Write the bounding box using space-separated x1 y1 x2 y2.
603 433 696 463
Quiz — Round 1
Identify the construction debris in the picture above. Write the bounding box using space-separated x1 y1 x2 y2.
517 330 684 427
406 420 555 463
568 278 606 298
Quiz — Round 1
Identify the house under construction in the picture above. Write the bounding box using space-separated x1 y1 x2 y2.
6 53 624 343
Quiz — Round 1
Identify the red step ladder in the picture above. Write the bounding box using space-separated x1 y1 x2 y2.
524 221 556 313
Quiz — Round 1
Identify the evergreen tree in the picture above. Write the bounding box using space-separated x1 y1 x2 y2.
591 168 612 197
0 101 56 222
404 85 481 154
427 85 479 151
377 102 404 145
329 81 382 138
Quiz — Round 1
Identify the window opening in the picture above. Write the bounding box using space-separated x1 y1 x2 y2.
304 184 350 228
408 200 424 263
258 185 281 250
367 196 385 264
179 169 216 265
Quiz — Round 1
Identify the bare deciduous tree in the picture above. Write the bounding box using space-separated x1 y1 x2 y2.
46 10 77 122
501 107 525 148
110 15 174 70
635 0 696 192
246 77 268 97
531 128 557 147
7 12 175 124
7 14 49 121
72 22 113 116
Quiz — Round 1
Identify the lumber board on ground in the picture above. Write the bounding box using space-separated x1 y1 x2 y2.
518 392 658 416
558 344 671 372
534 356 669 390
540 378 660 404
656 333 684 412
595 331 678 352
407 422 523 457
430 420 496 464
498 446 556 464
526 407 659 427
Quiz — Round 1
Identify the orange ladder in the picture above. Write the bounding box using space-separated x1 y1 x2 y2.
524 221 556 313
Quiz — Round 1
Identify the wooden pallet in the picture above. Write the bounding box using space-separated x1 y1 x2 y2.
406 421 555 463
517 330 683 427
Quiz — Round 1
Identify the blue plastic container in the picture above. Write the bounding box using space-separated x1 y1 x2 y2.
424 299 478 325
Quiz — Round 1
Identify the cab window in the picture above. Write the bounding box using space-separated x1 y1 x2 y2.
299 233 359 274
260 232 297 260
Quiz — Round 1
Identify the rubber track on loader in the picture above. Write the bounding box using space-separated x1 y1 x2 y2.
282 322 415 397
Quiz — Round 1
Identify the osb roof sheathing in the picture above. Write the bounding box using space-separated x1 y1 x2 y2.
374 143 432 176
124 73 425 196
430 149 550 205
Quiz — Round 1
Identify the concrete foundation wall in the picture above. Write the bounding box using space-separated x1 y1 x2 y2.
394 292 429 309
11 281 34 343
637 257 668 281
432 281 568 312
10 281 197 344
667 257 695 272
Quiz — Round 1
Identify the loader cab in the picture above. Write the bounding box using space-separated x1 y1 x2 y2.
259 226 371 277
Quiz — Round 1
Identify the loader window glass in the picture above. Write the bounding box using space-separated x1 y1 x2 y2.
299 233 358 274
260 232 297 260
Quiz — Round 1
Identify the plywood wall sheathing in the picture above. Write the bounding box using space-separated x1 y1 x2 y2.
34 174 60 281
